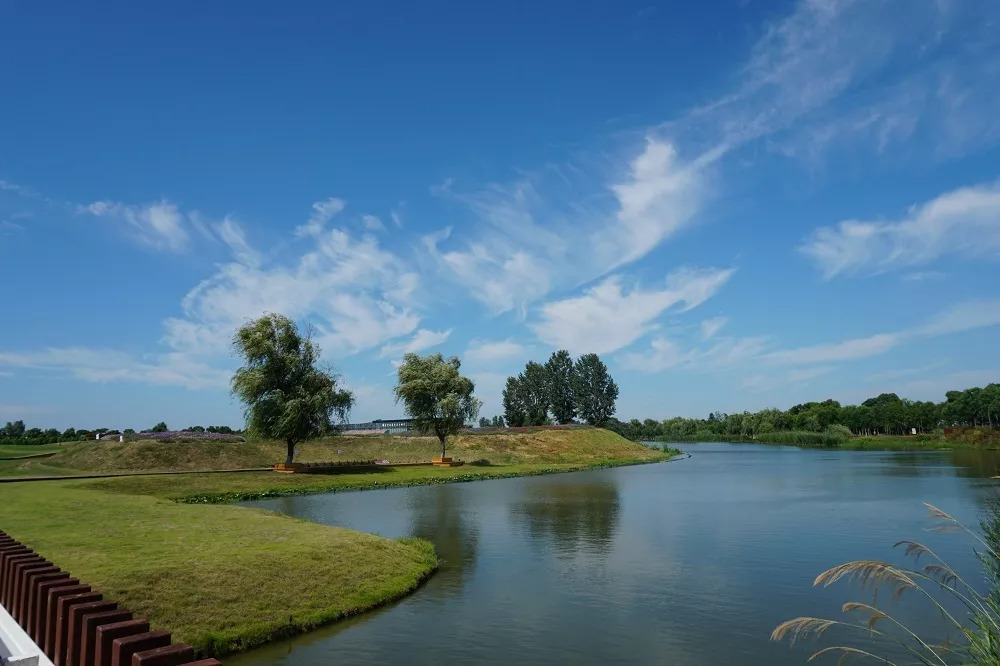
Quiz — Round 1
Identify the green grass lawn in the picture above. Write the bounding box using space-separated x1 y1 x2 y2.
0 458 79 477
0 428 671 657
84 455 673 503
0 481 436 656
0 443 68 457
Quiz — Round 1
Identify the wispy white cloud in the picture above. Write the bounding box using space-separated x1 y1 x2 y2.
427 1 1000 315
866 361 946 384
81 200 190 251
753 299 1000 366
763 333 901 366
620 334 768 373
0 220 24 234
0 180 37 197
390 203 405 228
427 137 709 315
464 339 528 365
362 214 384 232
800 181 1000 279
0 348 230 390
165 222 423 358
676 0 1000 164
700 317 727 340
378 328 451 359
295 197 345 237
429 236 552 315
917 299 1000 336
597 139 705 273
426 179 563 314
78 198 276 261
741 366 834 392
214 217 260 267
622 299 1000 374
901 271 947 282
530 267 735 355
2 201 433 392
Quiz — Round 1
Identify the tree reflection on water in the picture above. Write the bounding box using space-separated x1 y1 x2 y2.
406 484 479 592
512 480 621 555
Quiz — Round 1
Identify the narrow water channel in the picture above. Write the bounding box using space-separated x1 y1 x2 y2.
229 443 1000 665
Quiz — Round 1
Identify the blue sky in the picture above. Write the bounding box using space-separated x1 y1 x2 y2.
2 0 999 430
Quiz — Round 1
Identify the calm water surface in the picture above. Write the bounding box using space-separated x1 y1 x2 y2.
230 443 1000 665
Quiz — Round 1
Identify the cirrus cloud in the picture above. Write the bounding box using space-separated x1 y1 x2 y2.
464 339 528 365
530 267 735 355
800 181 1000 279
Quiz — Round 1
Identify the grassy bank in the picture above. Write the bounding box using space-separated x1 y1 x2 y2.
0 481 437 655
659 430 847 447
839 434 959 450
0 428 669 656
84 456 673 503
0 442 69 457
1 426 664 478
660 431 995 451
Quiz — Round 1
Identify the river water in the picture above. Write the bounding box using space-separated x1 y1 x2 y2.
229 443 1000 665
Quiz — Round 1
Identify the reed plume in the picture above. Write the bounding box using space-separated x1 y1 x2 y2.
772 501 1000 665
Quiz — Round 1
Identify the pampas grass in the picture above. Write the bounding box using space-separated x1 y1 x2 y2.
772 502 1000 665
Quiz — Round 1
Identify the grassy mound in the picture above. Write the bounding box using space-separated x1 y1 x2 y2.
306 427 661 465
0 443 69 457
49 439 279 472
0 481 437 656
32 427 657 475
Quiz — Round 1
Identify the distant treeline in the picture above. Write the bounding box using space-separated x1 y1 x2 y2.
604 383 1000 443
0 420 241 445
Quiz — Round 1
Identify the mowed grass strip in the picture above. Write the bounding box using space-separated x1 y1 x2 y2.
0 482 437 656
84 456 672 503
0 458 80 477
0 443 68 457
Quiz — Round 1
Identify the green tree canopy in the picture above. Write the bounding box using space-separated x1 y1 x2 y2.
2 420 26 438
545 349 576 424
503 375 528 427
394 352 481 458
522 361 551 426
571 353 619 426
231 313 354 463
150 421 169 433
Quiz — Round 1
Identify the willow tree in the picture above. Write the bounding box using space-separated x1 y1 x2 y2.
231 313 354 464
394 352 480 459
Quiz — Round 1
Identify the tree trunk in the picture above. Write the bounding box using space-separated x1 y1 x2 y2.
286 438 295 465
438 432 446 459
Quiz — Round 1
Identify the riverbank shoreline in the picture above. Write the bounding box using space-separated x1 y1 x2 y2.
0 429 672 658
146 454 681 504
657 435 991 451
